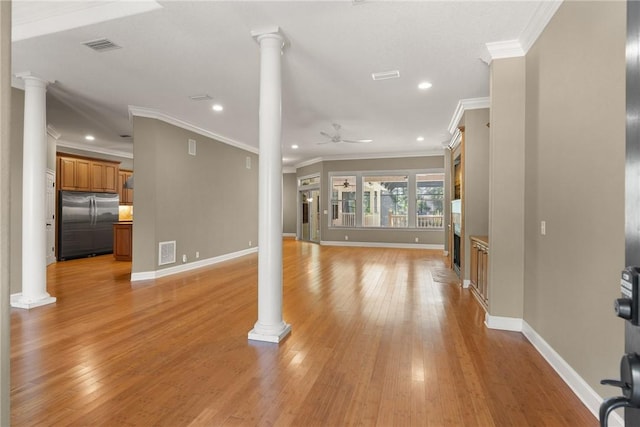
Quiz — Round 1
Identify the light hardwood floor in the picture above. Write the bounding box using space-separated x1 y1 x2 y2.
11 241 597 426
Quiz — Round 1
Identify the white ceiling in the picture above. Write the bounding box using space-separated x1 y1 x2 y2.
11 1 552 168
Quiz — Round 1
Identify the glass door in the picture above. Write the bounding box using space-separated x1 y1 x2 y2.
300 189 320 243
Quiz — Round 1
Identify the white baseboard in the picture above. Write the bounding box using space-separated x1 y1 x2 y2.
282 233 296 238
131 247 258 282
319 240 444 250
443 250 449 256
462 279 471 289
521 321 623 427
484 313 523 332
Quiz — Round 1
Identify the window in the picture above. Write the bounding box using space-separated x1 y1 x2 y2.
330 176 356 227
416 173 444 228
363 175 408 227
328 170 443 230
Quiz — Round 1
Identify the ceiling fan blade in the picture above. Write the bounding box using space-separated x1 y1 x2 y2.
320 131 333 138
316 140 331 145
341 139 364 143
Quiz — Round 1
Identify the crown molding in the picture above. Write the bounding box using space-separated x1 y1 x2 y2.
485 40 525 62
282 167 297 174
46 124 61 140
447 97 490 135
448 128 462 150
519 0 563 53
293 149 445 170
128 106 259 155
484 0 563 64
56 139 134 159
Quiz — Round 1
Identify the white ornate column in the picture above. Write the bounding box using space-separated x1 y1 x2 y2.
11 72 56 309
248 27 291 343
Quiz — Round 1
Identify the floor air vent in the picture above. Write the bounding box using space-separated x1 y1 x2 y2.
158 241 176 266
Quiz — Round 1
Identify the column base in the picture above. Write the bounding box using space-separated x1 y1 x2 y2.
248 322 291 343
10 293 56 310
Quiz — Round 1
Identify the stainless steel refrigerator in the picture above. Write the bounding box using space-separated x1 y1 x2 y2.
58 191 119 260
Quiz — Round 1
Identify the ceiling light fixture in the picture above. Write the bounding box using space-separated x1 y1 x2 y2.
85 135 95 141
358 139 373 143
418 81 432 90
212 104 224 112
372 70 400 81
416 136 424 142
291 144 299 149
189 94 212 101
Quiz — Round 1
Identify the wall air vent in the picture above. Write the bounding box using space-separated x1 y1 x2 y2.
158 241 176 266
82 38 121 52
371 70 400 81
189 94 213 101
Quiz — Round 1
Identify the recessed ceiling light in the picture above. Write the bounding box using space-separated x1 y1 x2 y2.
416 136 425 142
358 139 373 143
291 144 299 149
85 135 95 141
418 81 432 90
212 104 223 112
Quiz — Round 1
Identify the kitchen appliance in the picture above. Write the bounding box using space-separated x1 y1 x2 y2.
57 191 119 260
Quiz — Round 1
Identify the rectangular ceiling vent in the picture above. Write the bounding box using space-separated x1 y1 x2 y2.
158 241 176 266
371 70 400 81
82 38 121 52
189 94 212 101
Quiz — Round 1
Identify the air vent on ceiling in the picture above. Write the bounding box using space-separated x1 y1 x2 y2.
82 38 121 52
120 134 131 138
371 70 400 81
158 241 176 266
189 94 213 101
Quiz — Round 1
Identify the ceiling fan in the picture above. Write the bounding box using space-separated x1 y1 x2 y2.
334 178 355 189
318 123 372 144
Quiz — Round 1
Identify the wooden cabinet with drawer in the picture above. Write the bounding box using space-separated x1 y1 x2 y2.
469 236 489 310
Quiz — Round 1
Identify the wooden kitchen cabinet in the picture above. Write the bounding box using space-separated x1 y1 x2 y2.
57 155 119 193
113 222 132 261
118 170 134 205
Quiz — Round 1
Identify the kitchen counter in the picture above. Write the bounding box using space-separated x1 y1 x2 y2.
113 222 132 261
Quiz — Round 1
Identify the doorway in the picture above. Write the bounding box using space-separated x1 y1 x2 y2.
300 189 320 243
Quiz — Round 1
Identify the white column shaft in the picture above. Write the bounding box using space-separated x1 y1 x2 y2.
249 32 291 343
12 75 55 309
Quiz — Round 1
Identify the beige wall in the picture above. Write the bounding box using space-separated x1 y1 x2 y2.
10 88 24 294
523 0 625 394
283 173 297 234
320 156 445 245
488 57 526 318
131 117 258 274
0 1 11 421
462 109 490 281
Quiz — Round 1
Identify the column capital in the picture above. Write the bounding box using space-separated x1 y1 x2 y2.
250 26 288 50
14 71 53 88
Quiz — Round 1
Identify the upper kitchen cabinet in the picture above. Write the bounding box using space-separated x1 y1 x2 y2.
57 154 120 193
118 170 134 205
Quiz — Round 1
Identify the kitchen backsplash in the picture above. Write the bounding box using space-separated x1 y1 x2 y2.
119 205 133 221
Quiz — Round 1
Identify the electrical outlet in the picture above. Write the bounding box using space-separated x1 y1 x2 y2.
540 221 546 236
249 241 252 247
345 235 349 241
195 251 199 259
415 237 419 243
182 254 187 263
